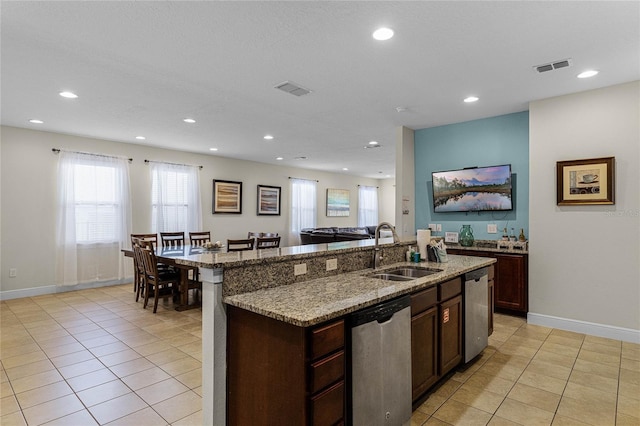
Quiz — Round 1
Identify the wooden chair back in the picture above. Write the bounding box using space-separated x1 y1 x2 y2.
256 236 281 249
227 238 255 252
131 233 158 249
189 231 211 246
262 232 279 238
160 232 185 248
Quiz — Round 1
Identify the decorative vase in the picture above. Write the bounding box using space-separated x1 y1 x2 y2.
459 225 474 247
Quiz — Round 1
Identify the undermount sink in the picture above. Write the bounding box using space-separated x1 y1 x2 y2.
367 266 443 282
368 273 414 282
384 267 442 278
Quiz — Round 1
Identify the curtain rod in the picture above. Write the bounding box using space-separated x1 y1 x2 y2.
52 148 132 162
288 176 319 182
357 184 379 188
144 159 203 169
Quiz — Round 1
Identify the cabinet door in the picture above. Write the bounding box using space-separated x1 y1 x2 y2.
439 295 462 376
411 306 438 401
495 254 527 312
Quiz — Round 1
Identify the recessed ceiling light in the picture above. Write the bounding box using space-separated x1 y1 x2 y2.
59 91 78 99
386 175 391 178
29 119 44 124
135 136 146 140
368 141 379 145
183 118 196 123
464 96 479 103
263 135 274 140
577 70 599 79
209 148 218 151
276 157 283 161
373 27 394 41
342 168 349 171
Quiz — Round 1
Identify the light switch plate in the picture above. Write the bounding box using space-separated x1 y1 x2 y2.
487 224 498 234
428 224 436 232
294 263 307 275
326 258 337 271
436 224 442 232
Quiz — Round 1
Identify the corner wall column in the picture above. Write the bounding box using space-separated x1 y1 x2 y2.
395 126 415 238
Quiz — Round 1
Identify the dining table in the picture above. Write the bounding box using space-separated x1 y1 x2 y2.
122 244 221 311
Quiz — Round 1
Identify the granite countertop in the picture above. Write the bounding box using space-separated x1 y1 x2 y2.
223 254 496 327
172 237 398 269
445 240 529 255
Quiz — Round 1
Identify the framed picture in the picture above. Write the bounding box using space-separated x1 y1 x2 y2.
257 185 281 216
213 180 242 213
556 157 615 205
326 188 350 217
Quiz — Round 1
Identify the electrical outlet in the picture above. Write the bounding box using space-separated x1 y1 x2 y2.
487 224 498 234
436 224 442 232
326 258 337 271
294 263 307 276
9 268 17 278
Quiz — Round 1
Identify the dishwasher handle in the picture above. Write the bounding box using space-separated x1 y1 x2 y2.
350 295 410 328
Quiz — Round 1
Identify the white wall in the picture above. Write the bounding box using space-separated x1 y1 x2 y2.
529 81 639 340
0 126 389 295
379 178 396 224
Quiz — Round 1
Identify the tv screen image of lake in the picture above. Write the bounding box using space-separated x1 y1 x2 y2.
432 165 513 212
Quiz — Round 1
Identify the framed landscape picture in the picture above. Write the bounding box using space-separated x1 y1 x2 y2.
556 157 615 205
326 188 350 217
257 185 281 215
213 180 242 213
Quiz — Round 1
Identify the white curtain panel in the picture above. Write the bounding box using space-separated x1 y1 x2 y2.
358 185 379 227
55 151 132 286
289 178 317 245
150 162 202 233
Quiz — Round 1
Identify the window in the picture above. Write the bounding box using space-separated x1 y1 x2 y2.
290 178 317 245
358 185 378 227
56 151 132 286
150 162 202 233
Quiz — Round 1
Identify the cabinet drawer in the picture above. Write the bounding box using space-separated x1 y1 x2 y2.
439 277 462 301
310 319 344 360
411 286 437 316
310 380 344 426
309 350 344 394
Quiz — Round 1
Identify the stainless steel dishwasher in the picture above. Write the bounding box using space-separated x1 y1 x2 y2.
464 267 489 363
350 295 412 426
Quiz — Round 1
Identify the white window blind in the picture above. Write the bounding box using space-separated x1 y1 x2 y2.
358 185 379 227
55 151 132 286
150 162 202 233
289 178 317 245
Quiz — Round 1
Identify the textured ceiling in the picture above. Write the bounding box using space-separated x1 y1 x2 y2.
2 1 638 178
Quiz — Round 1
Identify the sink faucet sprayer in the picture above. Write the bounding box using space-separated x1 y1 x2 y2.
373 222 399 269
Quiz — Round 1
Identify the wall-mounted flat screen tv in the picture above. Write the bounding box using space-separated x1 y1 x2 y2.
432 164 513 212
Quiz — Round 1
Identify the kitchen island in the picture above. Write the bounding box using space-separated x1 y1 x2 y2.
171 238 495 425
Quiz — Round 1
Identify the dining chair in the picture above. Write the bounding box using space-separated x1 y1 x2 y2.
160 232 185 248
140 245 179 313
131 238 153 302
227 238 255 252
189 231 211 246
131 233 158 248
130 234 158 295
256 236 281 249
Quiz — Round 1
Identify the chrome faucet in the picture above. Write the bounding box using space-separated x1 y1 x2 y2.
373 222 399 269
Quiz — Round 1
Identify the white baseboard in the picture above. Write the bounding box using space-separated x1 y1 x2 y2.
527 312 640 344
0 278 132 301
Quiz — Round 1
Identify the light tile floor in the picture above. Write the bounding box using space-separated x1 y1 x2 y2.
1 284 639 425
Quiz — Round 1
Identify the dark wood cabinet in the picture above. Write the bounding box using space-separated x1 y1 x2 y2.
488 265 495 336
447 249 528 315
439 294 462 376
410 287 438 402
227 306 345 426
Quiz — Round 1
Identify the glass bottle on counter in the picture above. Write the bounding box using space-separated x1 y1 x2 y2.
509 228 516 242
459 225 475 247
502 228 509 241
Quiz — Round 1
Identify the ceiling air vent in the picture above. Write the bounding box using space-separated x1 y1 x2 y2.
275 81 312 97
534 58 572 73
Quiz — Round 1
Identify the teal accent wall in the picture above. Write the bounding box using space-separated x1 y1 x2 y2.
414 111 529 241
